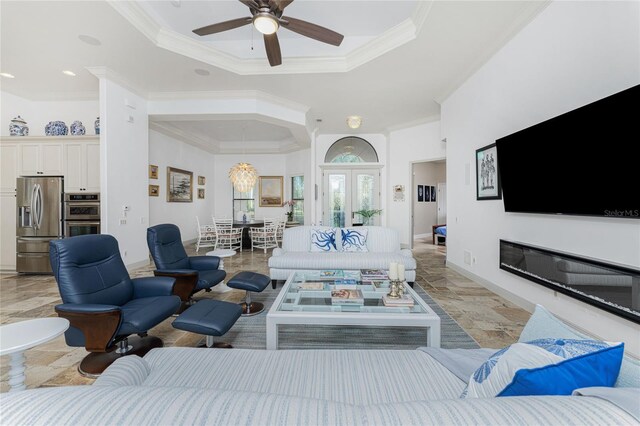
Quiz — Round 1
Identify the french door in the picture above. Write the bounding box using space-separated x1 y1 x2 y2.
323 169 380 227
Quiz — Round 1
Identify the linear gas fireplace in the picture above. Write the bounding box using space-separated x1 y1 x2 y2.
500 240 639 324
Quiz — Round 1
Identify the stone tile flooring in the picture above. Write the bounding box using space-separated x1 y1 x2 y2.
0 238 529 392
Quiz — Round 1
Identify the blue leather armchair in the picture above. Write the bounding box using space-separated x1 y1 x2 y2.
50 234 181 377
146 224 226 303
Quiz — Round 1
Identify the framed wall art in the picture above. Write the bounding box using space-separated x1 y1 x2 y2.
149 164 159 179
259 176 283 207
167 166 193 202
417 185 424 202
430 185 436 202
198 188 205 199
198 176 206 185
424 185 430 202
476 143 502 200
149 184 159 197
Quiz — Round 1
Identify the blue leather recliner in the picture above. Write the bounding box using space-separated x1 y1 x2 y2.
50 234 181 377
146 224 226 303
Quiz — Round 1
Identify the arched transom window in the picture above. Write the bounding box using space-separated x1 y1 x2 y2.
325 137 379 163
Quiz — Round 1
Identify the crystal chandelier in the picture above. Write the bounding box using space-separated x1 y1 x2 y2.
229 162 258 193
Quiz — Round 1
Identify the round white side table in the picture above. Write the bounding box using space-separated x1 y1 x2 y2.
0 318 69 392
206 249 237 293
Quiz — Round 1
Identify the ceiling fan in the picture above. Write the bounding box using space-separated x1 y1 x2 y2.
192 0 344 67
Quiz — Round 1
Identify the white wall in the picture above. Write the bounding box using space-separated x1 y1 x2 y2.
441 1 640 354
1 91 98 137
413 161 446 236
148 130 216 241
387 122 445 246
213 153 289 220
99 79 150 267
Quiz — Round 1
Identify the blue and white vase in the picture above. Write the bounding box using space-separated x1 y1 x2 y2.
9 116 29 136
45 121 68 136
70 121 86 135
94 117 100 135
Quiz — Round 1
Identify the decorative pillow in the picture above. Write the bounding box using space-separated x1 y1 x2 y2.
341 228 369 252
310 228 338 252
520 304 639 388
463 338 624 399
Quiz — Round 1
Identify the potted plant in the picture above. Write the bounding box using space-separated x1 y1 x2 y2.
353 209 383 226
284 200 295 222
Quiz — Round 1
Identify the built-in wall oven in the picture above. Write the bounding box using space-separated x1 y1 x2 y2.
64 193 100 237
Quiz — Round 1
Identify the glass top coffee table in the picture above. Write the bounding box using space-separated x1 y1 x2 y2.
266 270 441 350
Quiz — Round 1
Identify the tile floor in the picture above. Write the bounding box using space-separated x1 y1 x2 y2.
0 238 529 392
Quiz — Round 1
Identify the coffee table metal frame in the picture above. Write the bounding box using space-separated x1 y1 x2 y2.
266 271 441 350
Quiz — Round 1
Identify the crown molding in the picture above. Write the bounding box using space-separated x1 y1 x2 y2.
147 89 309 113
85 66 146 98
108 0 432 75
386 114 440 133
149 121 220 154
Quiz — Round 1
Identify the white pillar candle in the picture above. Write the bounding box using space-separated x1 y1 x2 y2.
398 264 405 282
389 262 398 280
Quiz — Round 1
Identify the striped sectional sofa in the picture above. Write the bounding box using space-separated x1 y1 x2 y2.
2 306 638 425
269 226 417 284
1 347 637 426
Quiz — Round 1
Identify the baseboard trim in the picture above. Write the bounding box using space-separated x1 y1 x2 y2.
413 233 431 239
446 260 535 313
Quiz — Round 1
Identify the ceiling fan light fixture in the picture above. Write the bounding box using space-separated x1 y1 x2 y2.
346 116 362 129
253 13 279 35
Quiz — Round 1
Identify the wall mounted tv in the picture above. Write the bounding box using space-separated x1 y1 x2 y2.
496 84 639 219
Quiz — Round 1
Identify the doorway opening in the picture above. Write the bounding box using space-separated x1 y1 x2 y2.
411 160 446 248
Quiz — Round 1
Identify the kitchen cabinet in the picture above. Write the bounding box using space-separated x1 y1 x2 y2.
1 143 19 192
19 142 64 176
64 141 100 192
0 192 16 270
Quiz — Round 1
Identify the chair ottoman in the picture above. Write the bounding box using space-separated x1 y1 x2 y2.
172 300 242 348
227 271 271 316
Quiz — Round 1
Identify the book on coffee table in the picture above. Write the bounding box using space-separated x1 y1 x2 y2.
297 282 325 290
331 288 364 305
382 294 414 307
360 269 388 280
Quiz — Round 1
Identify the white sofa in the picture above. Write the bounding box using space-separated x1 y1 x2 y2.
268 226 417 286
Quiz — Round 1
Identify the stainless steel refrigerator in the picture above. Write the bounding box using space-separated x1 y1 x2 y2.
16 176 64 273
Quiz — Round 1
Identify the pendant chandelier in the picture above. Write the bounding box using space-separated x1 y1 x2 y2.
229 162 258 193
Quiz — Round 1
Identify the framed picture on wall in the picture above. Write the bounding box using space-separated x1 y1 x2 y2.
149 184 159 197
198 188 205 199
476 143 502 200
424 185 430 202
149 164 159 179
198 176 206 185
417 185 424 202
430 185 436 202
259 176 284 207
167 166 193 202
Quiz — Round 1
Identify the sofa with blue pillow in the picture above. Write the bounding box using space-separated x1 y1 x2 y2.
268 226 417 286
1 304 637 425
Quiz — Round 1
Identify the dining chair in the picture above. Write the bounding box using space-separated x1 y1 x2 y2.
195 216 216 253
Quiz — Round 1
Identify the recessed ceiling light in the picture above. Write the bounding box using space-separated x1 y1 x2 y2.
346 116 362 129
78 34 101 46
194 69 210 76
62 70 76 77
0 72 15 78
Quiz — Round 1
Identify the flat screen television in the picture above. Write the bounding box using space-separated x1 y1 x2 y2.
496 84 639 219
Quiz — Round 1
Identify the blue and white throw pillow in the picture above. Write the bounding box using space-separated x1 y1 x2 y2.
310 228 338 252
341 228 368 252
463 338 624 399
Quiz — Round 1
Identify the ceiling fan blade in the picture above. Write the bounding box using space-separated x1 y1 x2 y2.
238 0 260 11
269 0 293 14
193 17 252 36
263 33 282 67
281 16 344 46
